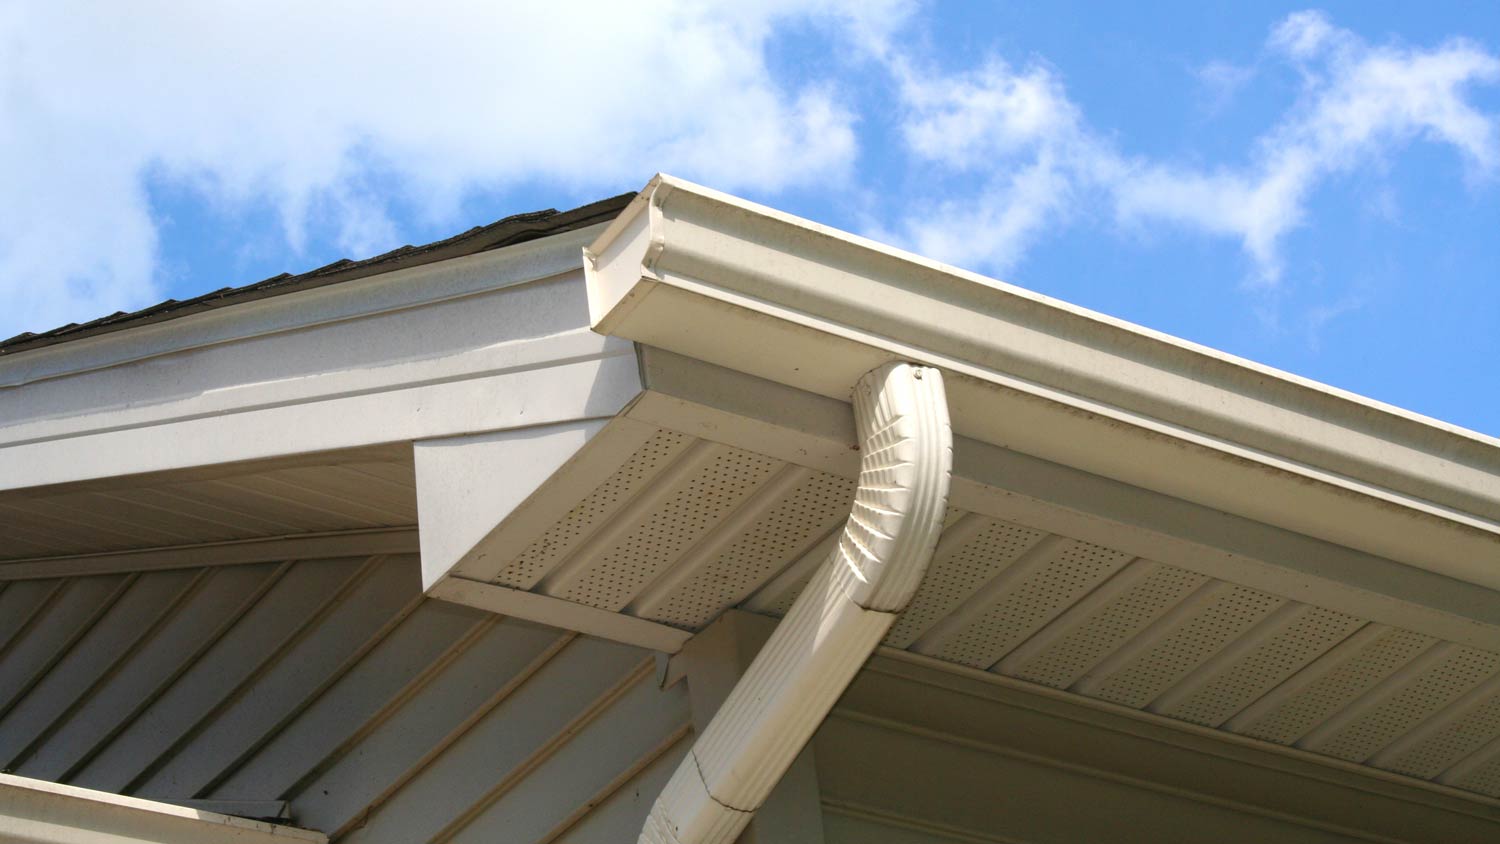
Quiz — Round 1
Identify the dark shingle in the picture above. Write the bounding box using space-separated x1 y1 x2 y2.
0 192 636 356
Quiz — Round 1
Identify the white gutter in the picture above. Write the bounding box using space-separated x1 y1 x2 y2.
639 362 953 844
584 174 1500 595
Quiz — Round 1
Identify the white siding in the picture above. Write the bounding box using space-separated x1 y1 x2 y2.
0 554 690 843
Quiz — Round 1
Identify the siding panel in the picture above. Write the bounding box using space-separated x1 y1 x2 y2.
208 599 490 801
68 557 367 793
0 569 199 768
1 553 694 843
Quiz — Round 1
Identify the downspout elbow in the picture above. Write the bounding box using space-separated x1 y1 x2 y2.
641 362 953 844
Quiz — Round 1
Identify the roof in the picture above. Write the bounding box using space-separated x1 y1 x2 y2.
0 192 637 356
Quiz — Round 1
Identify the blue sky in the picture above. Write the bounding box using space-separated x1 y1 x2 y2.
4 2 1498 435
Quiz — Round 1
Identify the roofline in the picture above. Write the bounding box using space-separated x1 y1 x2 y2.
0 192 636 357
585 173 1500 590
595 174 1499 455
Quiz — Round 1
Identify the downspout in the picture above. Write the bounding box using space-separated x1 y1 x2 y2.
640 362 953 844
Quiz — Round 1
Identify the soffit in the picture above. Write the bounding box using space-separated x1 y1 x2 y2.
0 445 416 563
437 406 1500 806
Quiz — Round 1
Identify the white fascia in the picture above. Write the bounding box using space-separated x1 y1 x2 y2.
585 174 1500 593
0 225 642 491
639 362 953 844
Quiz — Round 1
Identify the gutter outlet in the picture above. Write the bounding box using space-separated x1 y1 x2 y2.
640 362 953 844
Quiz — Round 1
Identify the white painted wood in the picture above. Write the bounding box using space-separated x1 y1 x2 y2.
0 772 326 844
429 577 692 654
415 418 607 591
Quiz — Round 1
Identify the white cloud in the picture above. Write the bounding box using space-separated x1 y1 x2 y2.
885 58 1121 274
883 10 1500 286
1268 9 1344 61
1114 12 1500 284
0 0 911 339
3 5 1495 339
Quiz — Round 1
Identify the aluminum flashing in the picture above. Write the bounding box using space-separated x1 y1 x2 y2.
584 174 1500 594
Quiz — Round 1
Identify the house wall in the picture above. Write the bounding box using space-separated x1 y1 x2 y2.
0 554 690 843
7 556 1500 844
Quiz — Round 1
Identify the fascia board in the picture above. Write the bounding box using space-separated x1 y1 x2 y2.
0 348 639 491
0 224 605 389
0 242 642 491
586 175 1500 591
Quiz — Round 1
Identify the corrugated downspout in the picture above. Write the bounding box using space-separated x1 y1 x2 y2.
640 362 953 844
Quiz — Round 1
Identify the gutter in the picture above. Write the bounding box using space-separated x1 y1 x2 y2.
639 362 953 844
584 174 1500 596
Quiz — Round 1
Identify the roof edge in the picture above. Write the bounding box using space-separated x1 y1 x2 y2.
585 174 1500 590
0 192 636 357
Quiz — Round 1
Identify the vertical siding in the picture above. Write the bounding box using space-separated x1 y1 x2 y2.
0 554 691 843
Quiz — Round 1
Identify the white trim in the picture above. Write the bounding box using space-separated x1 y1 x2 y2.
0 225 604 389
414 418 609 591
586 175 1500 593
427 576 692 654
0 772 326 844
0 347 640 491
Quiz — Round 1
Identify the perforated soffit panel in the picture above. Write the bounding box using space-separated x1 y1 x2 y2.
480 425 1500 803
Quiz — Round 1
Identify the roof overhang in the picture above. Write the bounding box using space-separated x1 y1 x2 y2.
5 175 1500 816
584 174 1500 593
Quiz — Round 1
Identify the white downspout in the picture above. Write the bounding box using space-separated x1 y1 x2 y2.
640 362 953 844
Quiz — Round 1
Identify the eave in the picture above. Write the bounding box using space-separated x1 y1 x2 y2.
584 174 1500 592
